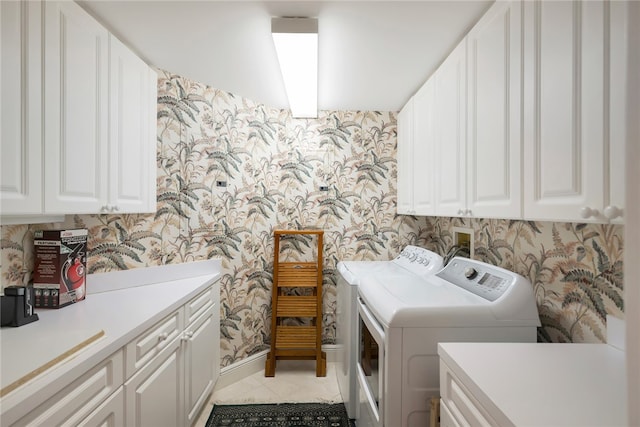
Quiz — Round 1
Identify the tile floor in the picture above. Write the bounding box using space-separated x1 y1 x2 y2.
193 360 343 427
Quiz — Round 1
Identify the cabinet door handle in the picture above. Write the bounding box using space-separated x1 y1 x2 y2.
457 209 464 216
603 205 623 220
465 209 472 216
100 205 109 213
111 205 120 212
579 207 599 219
157 332 170 348
182 331 194 342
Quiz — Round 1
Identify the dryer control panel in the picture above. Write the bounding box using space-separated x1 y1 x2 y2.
436 258 515 301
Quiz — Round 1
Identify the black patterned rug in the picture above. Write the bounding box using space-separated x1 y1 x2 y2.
205 403 355 427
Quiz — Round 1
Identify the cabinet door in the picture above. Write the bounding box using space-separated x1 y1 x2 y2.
125 336 184 427
466 1 522 219
0 1 42 215
523 0 605 222
109 35 157 214
434 40 467 217
396 98 414 214
183 306 216 425
412 79 436 215
44 1 109 214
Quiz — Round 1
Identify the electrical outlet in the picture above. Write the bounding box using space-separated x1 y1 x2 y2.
319 185 329 191
216 180 227 188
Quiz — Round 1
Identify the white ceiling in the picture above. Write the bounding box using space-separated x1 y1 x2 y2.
78 0 493 112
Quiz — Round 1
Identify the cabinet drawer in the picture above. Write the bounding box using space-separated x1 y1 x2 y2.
10 351 123 427
77 386 124 427
125 308 183 378
184 286 215 326
440 361 496 427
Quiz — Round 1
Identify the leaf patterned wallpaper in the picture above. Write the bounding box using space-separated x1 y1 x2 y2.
0 70 624 367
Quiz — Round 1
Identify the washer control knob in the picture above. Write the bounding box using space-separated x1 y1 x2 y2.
464 267 478 280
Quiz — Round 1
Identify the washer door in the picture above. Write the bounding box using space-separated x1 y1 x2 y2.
356 297 385 427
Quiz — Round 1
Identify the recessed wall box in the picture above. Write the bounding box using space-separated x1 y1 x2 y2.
453 227 474 259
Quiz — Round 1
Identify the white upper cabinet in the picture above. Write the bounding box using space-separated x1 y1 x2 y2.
523 0 624 223
412 78 437 215
396 98 414 215
397 81 436 216
109 35 157 214
0 1 157 222
1 1 43 216
466 0 522 219
434 39 467 217
44 1 157 215
44 0 110 214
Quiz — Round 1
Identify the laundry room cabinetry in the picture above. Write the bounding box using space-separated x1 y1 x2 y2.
1 0 157 224
434 1 522 219
125 285 219 427
523 0 626 223
398 0 522 220
7 351 125 427
465 0 522 219
0 1 63 224
397 82 436 216
433 39 467 217
44 0 157 216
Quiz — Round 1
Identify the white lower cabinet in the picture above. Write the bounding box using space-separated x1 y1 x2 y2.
5 283 219 427
439 360 498 427
125 286 219 427
10 351 124 427
184 305 219 425
125 332 184 427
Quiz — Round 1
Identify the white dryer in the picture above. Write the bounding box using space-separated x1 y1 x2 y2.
336 246 443 418
355 257 541 427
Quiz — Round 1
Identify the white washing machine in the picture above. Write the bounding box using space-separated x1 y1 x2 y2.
355 257 541 427
336 246 443 418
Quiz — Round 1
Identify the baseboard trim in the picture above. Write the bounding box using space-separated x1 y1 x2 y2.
216 345 339 390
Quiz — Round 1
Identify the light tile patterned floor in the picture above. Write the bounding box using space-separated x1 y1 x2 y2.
193 360 342 427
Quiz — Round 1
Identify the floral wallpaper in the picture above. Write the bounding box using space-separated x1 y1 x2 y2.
0 70 624 367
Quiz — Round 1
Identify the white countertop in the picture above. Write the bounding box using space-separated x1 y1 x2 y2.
438 342 627 427
0 260 221 419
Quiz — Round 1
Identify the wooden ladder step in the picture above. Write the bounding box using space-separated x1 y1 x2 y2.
277 263 318 288
276 296 317 317
274 326 317 349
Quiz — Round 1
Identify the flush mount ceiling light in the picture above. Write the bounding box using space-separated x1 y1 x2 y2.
271 17 318 118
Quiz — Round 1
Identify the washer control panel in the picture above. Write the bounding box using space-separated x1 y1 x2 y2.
436 258 513 301
393 245 444 277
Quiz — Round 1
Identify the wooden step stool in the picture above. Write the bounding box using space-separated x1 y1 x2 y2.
265 229 326 377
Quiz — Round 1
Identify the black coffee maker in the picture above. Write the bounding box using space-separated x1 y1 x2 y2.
1 285 39 327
